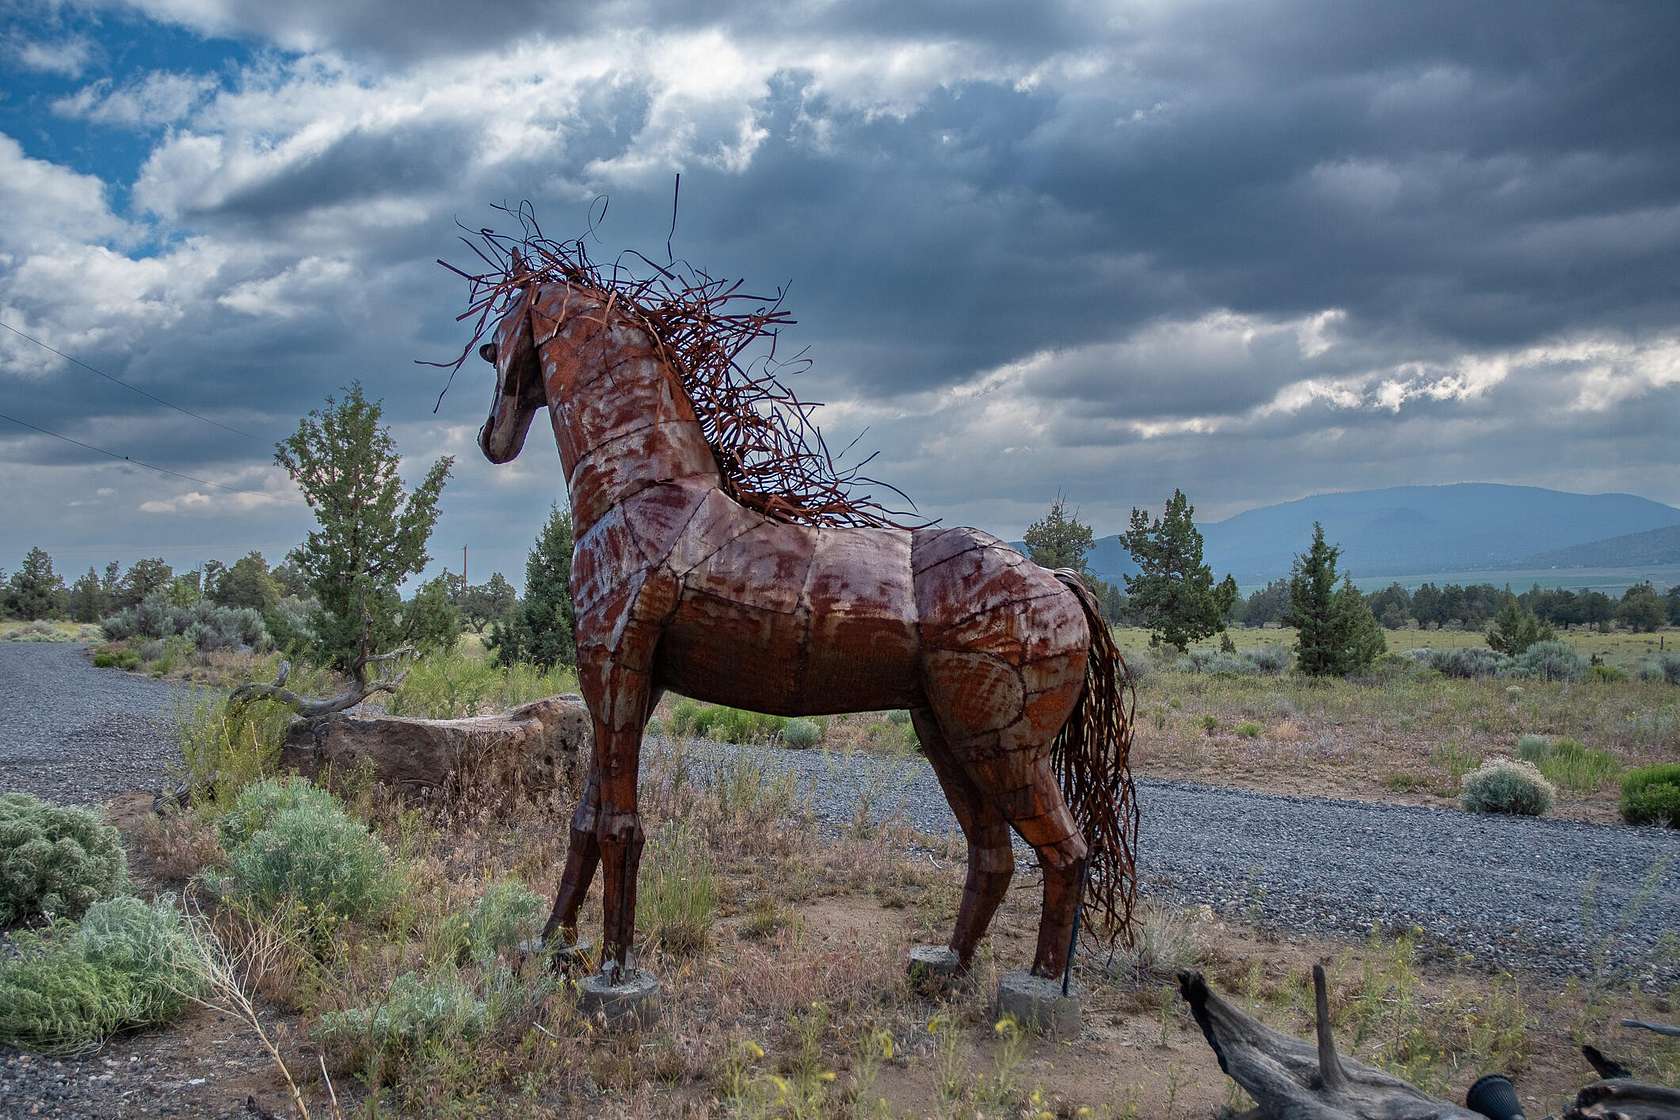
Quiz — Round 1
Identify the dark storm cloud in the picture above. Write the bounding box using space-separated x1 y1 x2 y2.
3 0 1679 579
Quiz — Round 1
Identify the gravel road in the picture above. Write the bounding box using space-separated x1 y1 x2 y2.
0 642 196 806
665 737 1680 985
2 642 1675 984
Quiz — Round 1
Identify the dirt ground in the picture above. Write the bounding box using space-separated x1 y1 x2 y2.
20 786 1665 1120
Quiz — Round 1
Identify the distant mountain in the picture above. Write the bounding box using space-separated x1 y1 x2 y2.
1012 484 1680 587
1520 523 1680 569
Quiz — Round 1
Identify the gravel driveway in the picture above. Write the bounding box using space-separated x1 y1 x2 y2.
665 737 1680 985
0 642 196 806
1 642 1674 983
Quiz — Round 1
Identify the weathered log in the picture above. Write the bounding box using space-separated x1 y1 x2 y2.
1176 965 1485 1120
1563 1077 1680 1120
279 695 590 804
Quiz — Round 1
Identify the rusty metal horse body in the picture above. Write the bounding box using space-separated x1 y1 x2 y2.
477 279 1133 983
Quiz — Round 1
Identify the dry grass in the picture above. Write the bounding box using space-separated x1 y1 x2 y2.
104 736 1680 1120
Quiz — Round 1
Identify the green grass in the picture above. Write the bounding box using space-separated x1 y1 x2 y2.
1514 735 1621 792
388 648 576 719
1620 764 1680 827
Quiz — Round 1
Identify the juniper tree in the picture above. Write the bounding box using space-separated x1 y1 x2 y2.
489 505 576 670
5 547 66 620
274 383 453 682
1023 496 1095 573
1287 523 1384 676
1120 489 1236 652
1486 597 1553 655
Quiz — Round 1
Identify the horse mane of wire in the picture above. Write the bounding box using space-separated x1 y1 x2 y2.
429 200 928 531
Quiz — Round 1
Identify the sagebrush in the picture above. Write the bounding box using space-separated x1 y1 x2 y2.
0 793 128 925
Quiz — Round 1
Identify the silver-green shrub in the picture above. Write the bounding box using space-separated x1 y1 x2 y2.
0 896 202 1054
781 719 822 749
1245 644 1292 674
1507 640 1585 682
1460 758 1555 816
216 778 399 933
314 971 487 1061
1638 652 1680 685
0 793 128 925
1411 647 1512 678
457 880 544 966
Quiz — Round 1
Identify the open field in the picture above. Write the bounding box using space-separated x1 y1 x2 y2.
1110 624 1676 671
0 619 102 642
1346 566 1680 597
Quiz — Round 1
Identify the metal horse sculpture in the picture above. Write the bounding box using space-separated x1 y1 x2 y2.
455 230 1137 987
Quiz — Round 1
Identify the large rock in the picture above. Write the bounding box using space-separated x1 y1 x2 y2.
280 695 590 804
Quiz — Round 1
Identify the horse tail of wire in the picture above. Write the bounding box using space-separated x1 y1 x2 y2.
1049 569 1140 942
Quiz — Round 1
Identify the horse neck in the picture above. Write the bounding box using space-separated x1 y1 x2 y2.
533 287 722 535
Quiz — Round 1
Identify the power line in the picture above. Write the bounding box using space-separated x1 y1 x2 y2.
0 319 265 442
0 409 304 505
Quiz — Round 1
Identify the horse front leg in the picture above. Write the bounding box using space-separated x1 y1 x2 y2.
575 629 657 976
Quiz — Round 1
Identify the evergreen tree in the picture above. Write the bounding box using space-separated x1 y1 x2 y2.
1240 578 1291 628
458 572 518 633
117 558 172 609
276 383 453 676
1486 596 1554 655
213 551 281 612
1120 489 1236 651
490 505 576 670
1023 496 1095 573
5 547 67 620
66 567 107 622
404 574 462 654
1616 583 1667 632
1287 523 1385 676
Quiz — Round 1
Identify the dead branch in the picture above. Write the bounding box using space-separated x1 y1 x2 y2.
229 649 414 721
1621 1018 1680 1038
1175 966 1484 1120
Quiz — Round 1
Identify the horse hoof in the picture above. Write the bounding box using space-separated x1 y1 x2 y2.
907 945 962 994
995 970 1081 1036
577 967 661 1028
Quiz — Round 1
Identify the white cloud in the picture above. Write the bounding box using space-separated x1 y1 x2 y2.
7 34 94 77
0 134 127 256
53 71 220 127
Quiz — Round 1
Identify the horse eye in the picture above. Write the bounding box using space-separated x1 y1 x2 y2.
479 342 498 364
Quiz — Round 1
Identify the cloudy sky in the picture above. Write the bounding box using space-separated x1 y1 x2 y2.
3 0 1678 587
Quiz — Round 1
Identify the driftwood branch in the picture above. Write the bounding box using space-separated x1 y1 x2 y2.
1176 967 1484 1120
1621 1019 1680 1039
228 648 416 721
1178 967 1680 1120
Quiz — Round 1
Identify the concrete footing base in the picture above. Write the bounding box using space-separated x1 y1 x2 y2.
907 945 962 993
577 968 661 1028
995 970 1080 1036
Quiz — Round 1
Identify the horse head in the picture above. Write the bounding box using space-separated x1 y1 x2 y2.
478 285 545 464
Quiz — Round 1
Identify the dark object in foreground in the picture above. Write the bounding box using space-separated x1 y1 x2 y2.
1177 966 1680 1120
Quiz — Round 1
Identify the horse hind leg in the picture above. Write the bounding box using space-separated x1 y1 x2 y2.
910 707 1013 969
989 757 1088 978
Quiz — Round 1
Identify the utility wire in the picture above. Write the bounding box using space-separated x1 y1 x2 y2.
0 409 303 505
0 320 265 442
